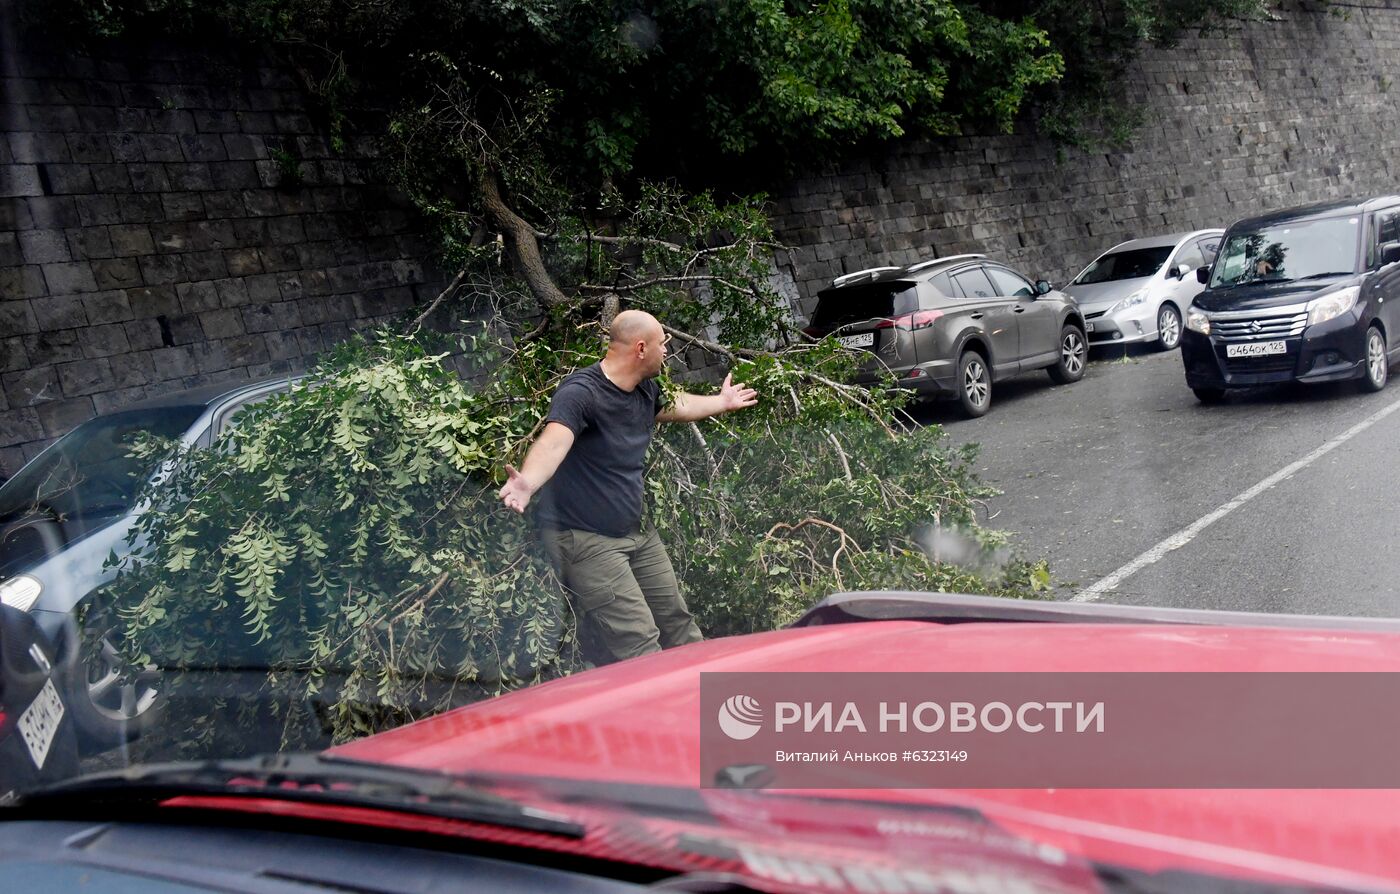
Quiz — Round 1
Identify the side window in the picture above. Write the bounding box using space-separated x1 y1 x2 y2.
985 266 1035 298
929 271 955 298
1197 237 1220 263
214 390 281 435
1172 241 1206 274
1367 211 1400 267
950 268 996 300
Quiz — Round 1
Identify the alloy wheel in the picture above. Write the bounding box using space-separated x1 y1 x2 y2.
1368 329 1387 388
87 634 162 722
964 358 989 407
1158 306 1181 349
1062 331 1086 376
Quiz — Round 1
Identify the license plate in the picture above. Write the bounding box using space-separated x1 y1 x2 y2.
17 679 64 770
837 332 874 349
1085 322 1095 333
1226 340 1286 358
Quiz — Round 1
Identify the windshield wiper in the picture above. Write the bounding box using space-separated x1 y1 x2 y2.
1293 272 1353 281
10 752 585 838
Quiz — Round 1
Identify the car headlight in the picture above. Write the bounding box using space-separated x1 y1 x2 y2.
1106 290 1148 315
1186 307 1211 335
1306 286 1360 327
0 575 42 613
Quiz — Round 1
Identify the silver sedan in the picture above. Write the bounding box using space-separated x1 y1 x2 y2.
1064 229 1224 350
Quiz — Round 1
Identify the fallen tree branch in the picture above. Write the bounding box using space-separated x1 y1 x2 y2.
405 268 468 335
478 169 569 308
578 274 751 295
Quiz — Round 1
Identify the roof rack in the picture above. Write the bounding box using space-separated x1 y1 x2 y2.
831 266 902 287
906 253 986 273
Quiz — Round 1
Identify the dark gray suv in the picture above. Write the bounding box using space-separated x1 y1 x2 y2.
805 254 1088 416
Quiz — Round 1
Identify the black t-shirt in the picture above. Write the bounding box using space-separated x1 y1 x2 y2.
537 364 664 537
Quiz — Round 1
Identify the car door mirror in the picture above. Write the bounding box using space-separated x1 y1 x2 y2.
1034 280 1052 296
1196 266 1211 284
1171 264 1191 280
1382 242 1400 266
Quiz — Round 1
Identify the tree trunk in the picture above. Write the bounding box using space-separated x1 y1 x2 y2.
478 169 569 308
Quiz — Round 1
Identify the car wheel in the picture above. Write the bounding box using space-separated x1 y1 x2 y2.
1193 387 1227 404
1360 325 1388 393
956 350 992 418
1047 325 1087 384
63 612 165 750
1156 304 1182 351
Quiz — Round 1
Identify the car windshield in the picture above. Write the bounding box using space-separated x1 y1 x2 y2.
0 406 202 525
1209 216 1361 286
1071 246 1172 283
5 2 1399 891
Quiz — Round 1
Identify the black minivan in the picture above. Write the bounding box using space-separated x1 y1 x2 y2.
1181 196 1400 402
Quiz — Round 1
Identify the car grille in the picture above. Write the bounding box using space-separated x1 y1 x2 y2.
1224 354 1297 375
1085 310 1107 320
1212 310 1308 343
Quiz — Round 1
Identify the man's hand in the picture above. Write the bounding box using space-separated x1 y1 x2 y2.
718 373 758 412
498 464 535 513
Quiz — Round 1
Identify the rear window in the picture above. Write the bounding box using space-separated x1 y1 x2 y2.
811 282 918 332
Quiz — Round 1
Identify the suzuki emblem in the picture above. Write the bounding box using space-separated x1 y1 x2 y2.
1249 320 1262 333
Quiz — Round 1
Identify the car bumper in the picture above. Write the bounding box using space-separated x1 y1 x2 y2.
854 360 959 399
1180 310 1368 389
1084 304 1160 346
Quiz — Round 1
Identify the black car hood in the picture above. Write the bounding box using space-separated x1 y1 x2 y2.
1192 276 1358 313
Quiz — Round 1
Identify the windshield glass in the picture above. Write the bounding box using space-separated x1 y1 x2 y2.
0 406 202 524
1209 216 1361 286
1071 246 1172 283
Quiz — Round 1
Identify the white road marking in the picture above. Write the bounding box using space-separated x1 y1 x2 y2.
1073 393 1400 602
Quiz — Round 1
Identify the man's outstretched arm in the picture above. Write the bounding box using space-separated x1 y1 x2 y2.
498 421 576 513
655 373 759 423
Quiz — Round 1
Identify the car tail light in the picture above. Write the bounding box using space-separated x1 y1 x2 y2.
801 325 826 338
876 310 943 331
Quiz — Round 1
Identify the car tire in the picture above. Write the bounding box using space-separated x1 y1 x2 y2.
1156 304 1182 351
62 609 165 750
1047 324 1087 385
1192 387 1227 404
1360 325 1389 393
956 350 992 418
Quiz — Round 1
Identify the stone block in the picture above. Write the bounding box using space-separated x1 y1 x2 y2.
138 254 186 285
78 323 130 358
91 386 149 415
41 262 97 294
213 277 251 306
3 365 60 407
109 133 144 163
166 162 214 191
36 396 94 437
19 229 70 264
180 133 228 162
74 195 121 226
182 250 227 280
122 317 165 351
66 133 112 163
109 224 155 256
90 164 133 193
200 308 245 340
162 192 205 220
66 227 113 260
108 351 156 389
56 353 113 395
128 163 171 193
223 248 263 275
138 133 183 162
177 280 221 313
81 290 134 325
19 330 81 366
92 258 143 290
8 133 71 163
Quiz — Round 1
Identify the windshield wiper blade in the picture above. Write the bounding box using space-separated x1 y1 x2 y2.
12 752 585 838
1293 272 1353 281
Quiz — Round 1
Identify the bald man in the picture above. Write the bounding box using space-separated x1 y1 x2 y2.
499 310 758 665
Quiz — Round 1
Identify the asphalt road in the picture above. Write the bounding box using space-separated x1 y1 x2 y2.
907 344 1400 617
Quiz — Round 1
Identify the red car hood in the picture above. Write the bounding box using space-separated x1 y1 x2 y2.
331 621 1400 890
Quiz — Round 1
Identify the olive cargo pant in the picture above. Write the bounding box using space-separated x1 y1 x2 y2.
540 526 703 665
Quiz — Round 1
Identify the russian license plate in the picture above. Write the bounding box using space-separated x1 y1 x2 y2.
1085 322 1096 333
1226 340 1286 358
837 332 874 349
17 679 64 770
